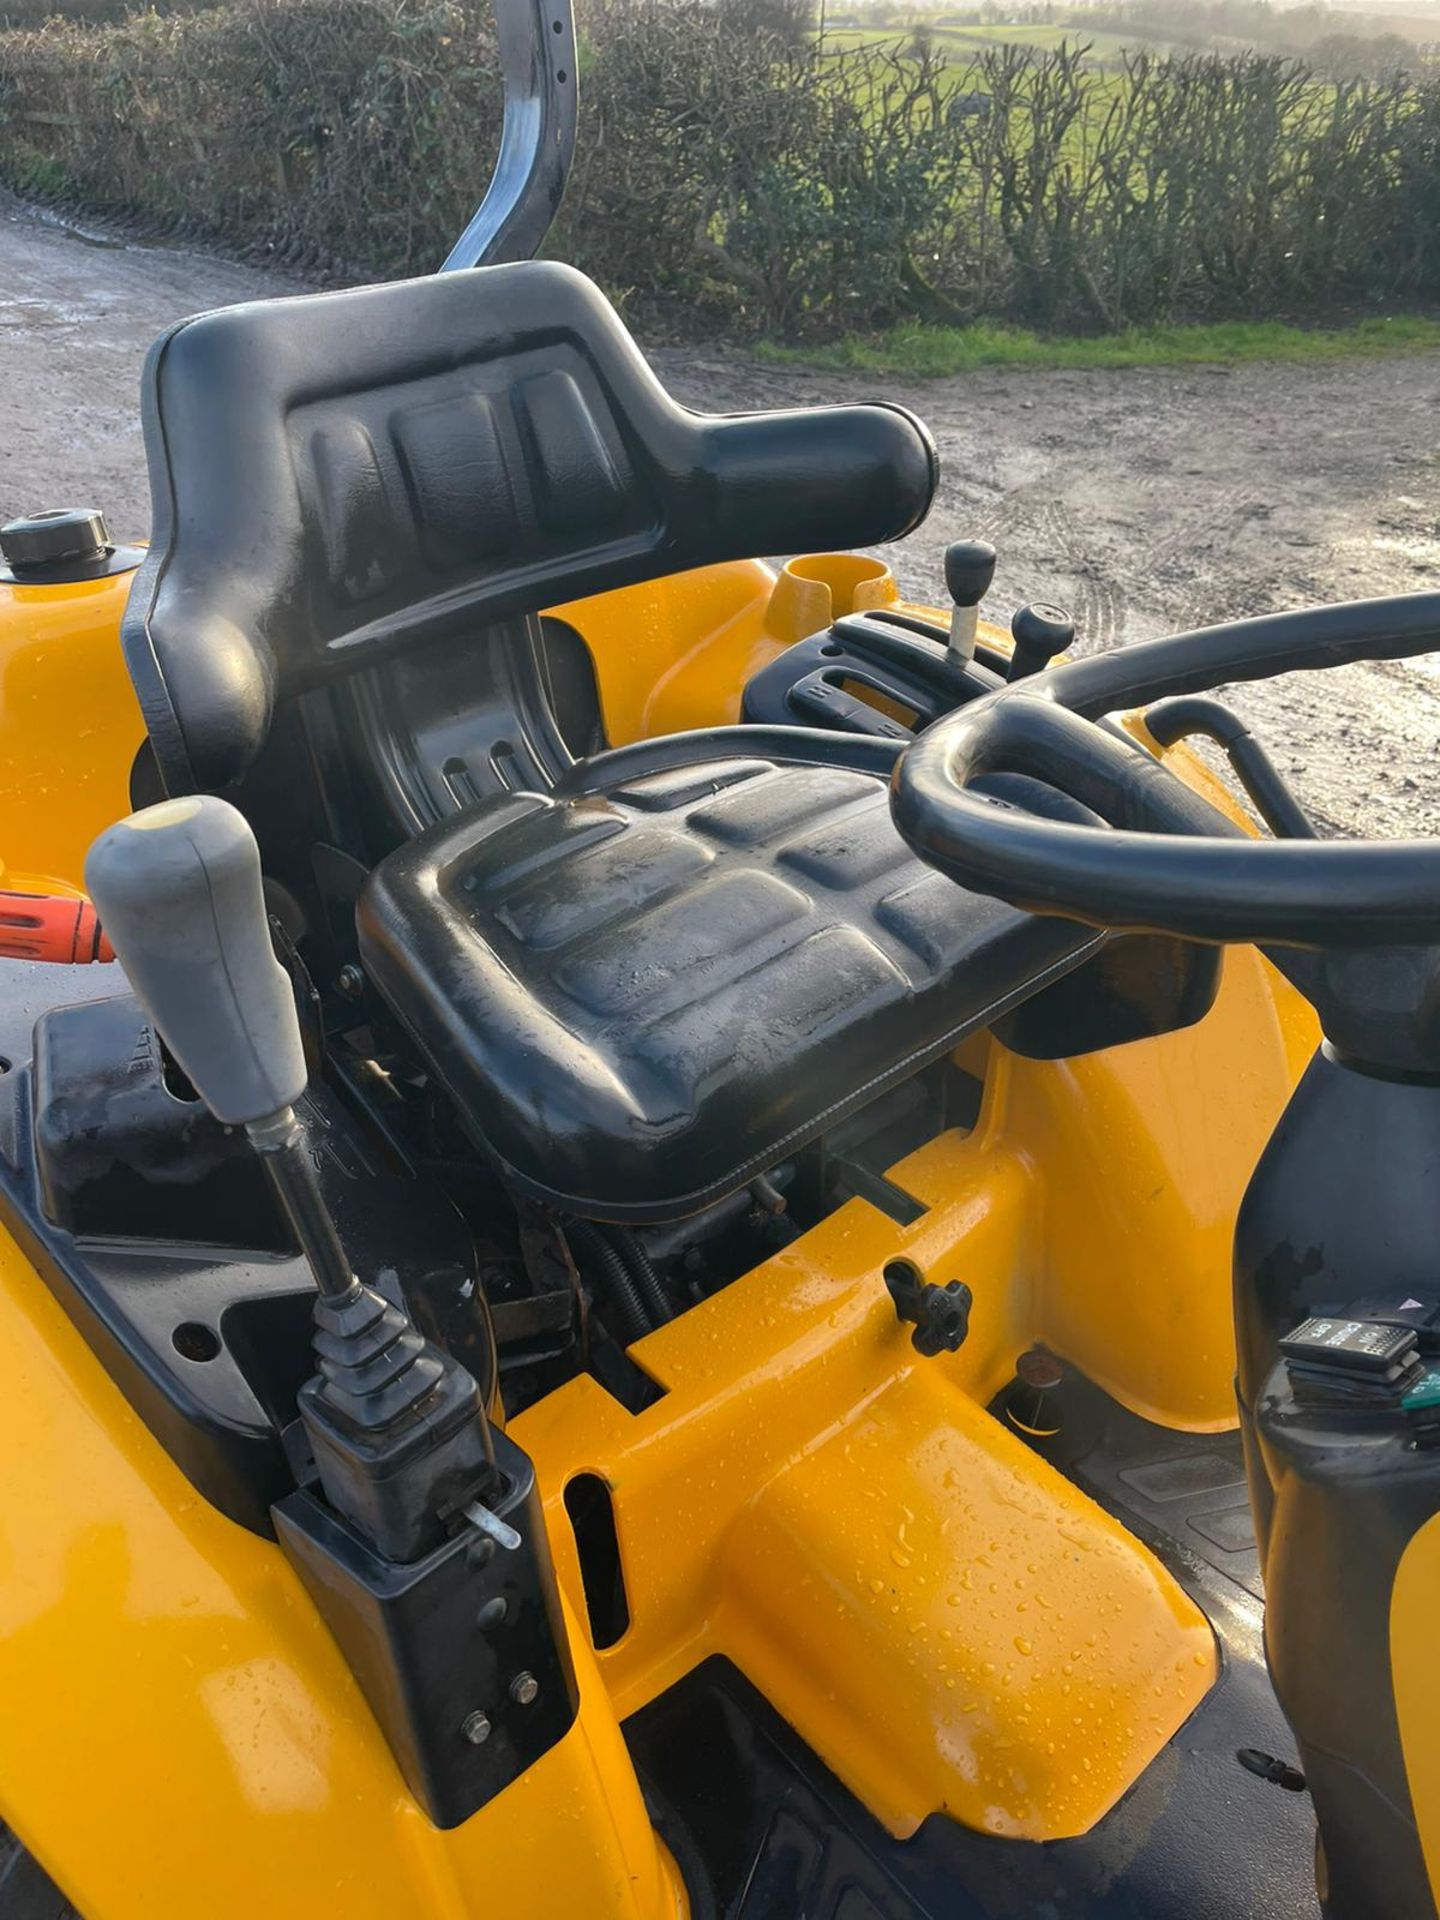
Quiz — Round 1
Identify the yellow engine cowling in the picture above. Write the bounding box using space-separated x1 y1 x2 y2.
0 549 1326 1917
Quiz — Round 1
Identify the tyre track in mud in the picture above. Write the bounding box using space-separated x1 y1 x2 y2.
5 187 1440 837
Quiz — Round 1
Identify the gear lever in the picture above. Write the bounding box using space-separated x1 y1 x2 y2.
85 796 497 1561
944 539 998 665
88 795 580 1821
1009 602 1075 682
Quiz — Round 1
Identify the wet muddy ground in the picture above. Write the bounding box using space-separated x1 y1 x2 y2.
4 188 1438 835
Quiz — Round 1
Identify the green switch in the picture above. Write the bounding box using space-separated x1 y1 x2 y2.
1402 1366 1440 1412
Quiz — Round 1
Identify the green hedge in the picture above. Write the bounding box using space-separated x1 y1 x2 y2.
0 0 503 273
4 0 1440 335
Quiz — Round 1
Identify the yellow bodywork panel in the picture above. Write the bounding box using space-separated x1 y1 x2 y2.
0 1219 685 1920
0 569 145 892
1393 1510 1440 1901
1002 954 1318 1428
0 555 1323 1906
718 1378 1212 1840
515 948 1312 1840
550 550 911 743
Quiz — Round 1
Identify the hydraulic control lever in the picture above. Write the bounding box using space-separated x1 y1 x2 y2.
86 796 579 1820
944 539 997 665
1009 602 1075 682
85 796 497 1562
1144 695 1315 840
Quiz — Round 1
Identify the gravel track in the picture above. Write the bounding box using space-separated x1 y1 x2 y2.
5 187 1439 834
1 176 1436 1916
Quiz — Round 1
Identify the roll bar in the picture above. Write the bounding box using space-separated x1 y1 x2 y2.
441 0 579 271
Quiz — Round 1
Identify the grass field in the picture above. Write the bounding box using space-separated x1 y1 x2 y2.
758 314 1440 375
818 25 1344 185
823 19 1184 65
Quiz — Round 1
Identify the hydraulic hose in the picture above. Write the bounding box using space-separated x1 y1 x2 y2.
567 1219 651 1346
604 1225 673 1326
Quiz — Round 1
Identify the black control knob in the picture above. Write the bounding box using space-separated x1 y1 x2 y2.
944 539 997 663
1 507 110 576
1009 602 1074 681
944 539 997 609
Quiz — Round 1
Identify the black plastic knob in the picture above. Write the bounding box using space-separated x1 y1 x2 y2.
944 540 997 610
1009 602 1075 681
0 507 110 575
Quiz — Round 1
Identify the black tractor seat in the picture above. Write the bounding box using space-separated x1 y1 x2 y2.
120 257 1105 1223
359 751 1101 1221
123 259 935 816
121 258 938 971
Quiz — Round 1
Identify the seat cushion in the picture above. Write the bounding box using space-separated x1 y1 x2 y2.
357 758 1102 1221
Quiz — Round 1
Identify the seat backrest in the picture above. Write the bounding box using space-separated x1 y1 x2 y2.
123 260 938 798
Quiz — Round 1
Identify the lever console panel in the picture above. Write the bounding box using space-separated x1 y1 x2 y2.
0 972 489 1535
742 610 1009 740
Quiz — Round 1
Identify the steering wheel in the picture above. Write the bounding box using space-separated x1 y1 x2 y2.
891 593 1440 952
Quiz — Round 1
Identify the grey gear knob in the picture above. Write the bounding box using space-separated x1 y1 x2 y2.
84 796 307 1128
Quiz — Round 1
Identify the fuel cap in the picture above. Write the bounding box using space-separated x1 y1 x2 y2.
0 507 111 573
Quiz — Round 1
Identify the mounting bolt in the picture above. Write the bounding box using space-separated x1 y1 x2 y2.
509 1671 539 1706
336 963 364 1000
461 1710 492 1746
476 1596 508 1630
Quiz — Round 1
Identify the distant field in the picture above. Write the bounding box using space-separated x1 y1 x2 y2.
824 20 1183 65
934 19 1177 59
819 25 1137 159
819 22 1338 167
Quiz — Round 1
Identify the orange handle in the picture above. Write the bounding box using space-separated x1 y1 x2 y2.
0 890 114 964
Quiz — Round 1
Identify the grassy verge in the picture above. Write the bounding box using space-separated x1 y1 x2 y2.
757 314 1440 378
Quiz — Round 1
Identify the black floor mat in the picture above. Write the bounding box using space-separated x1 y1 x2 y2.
1035 1370 1262 1602
625 1374 1319 1920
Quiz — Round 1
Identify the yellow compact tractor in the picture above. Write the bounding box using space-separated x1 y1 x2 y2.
0 6 1436 1915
